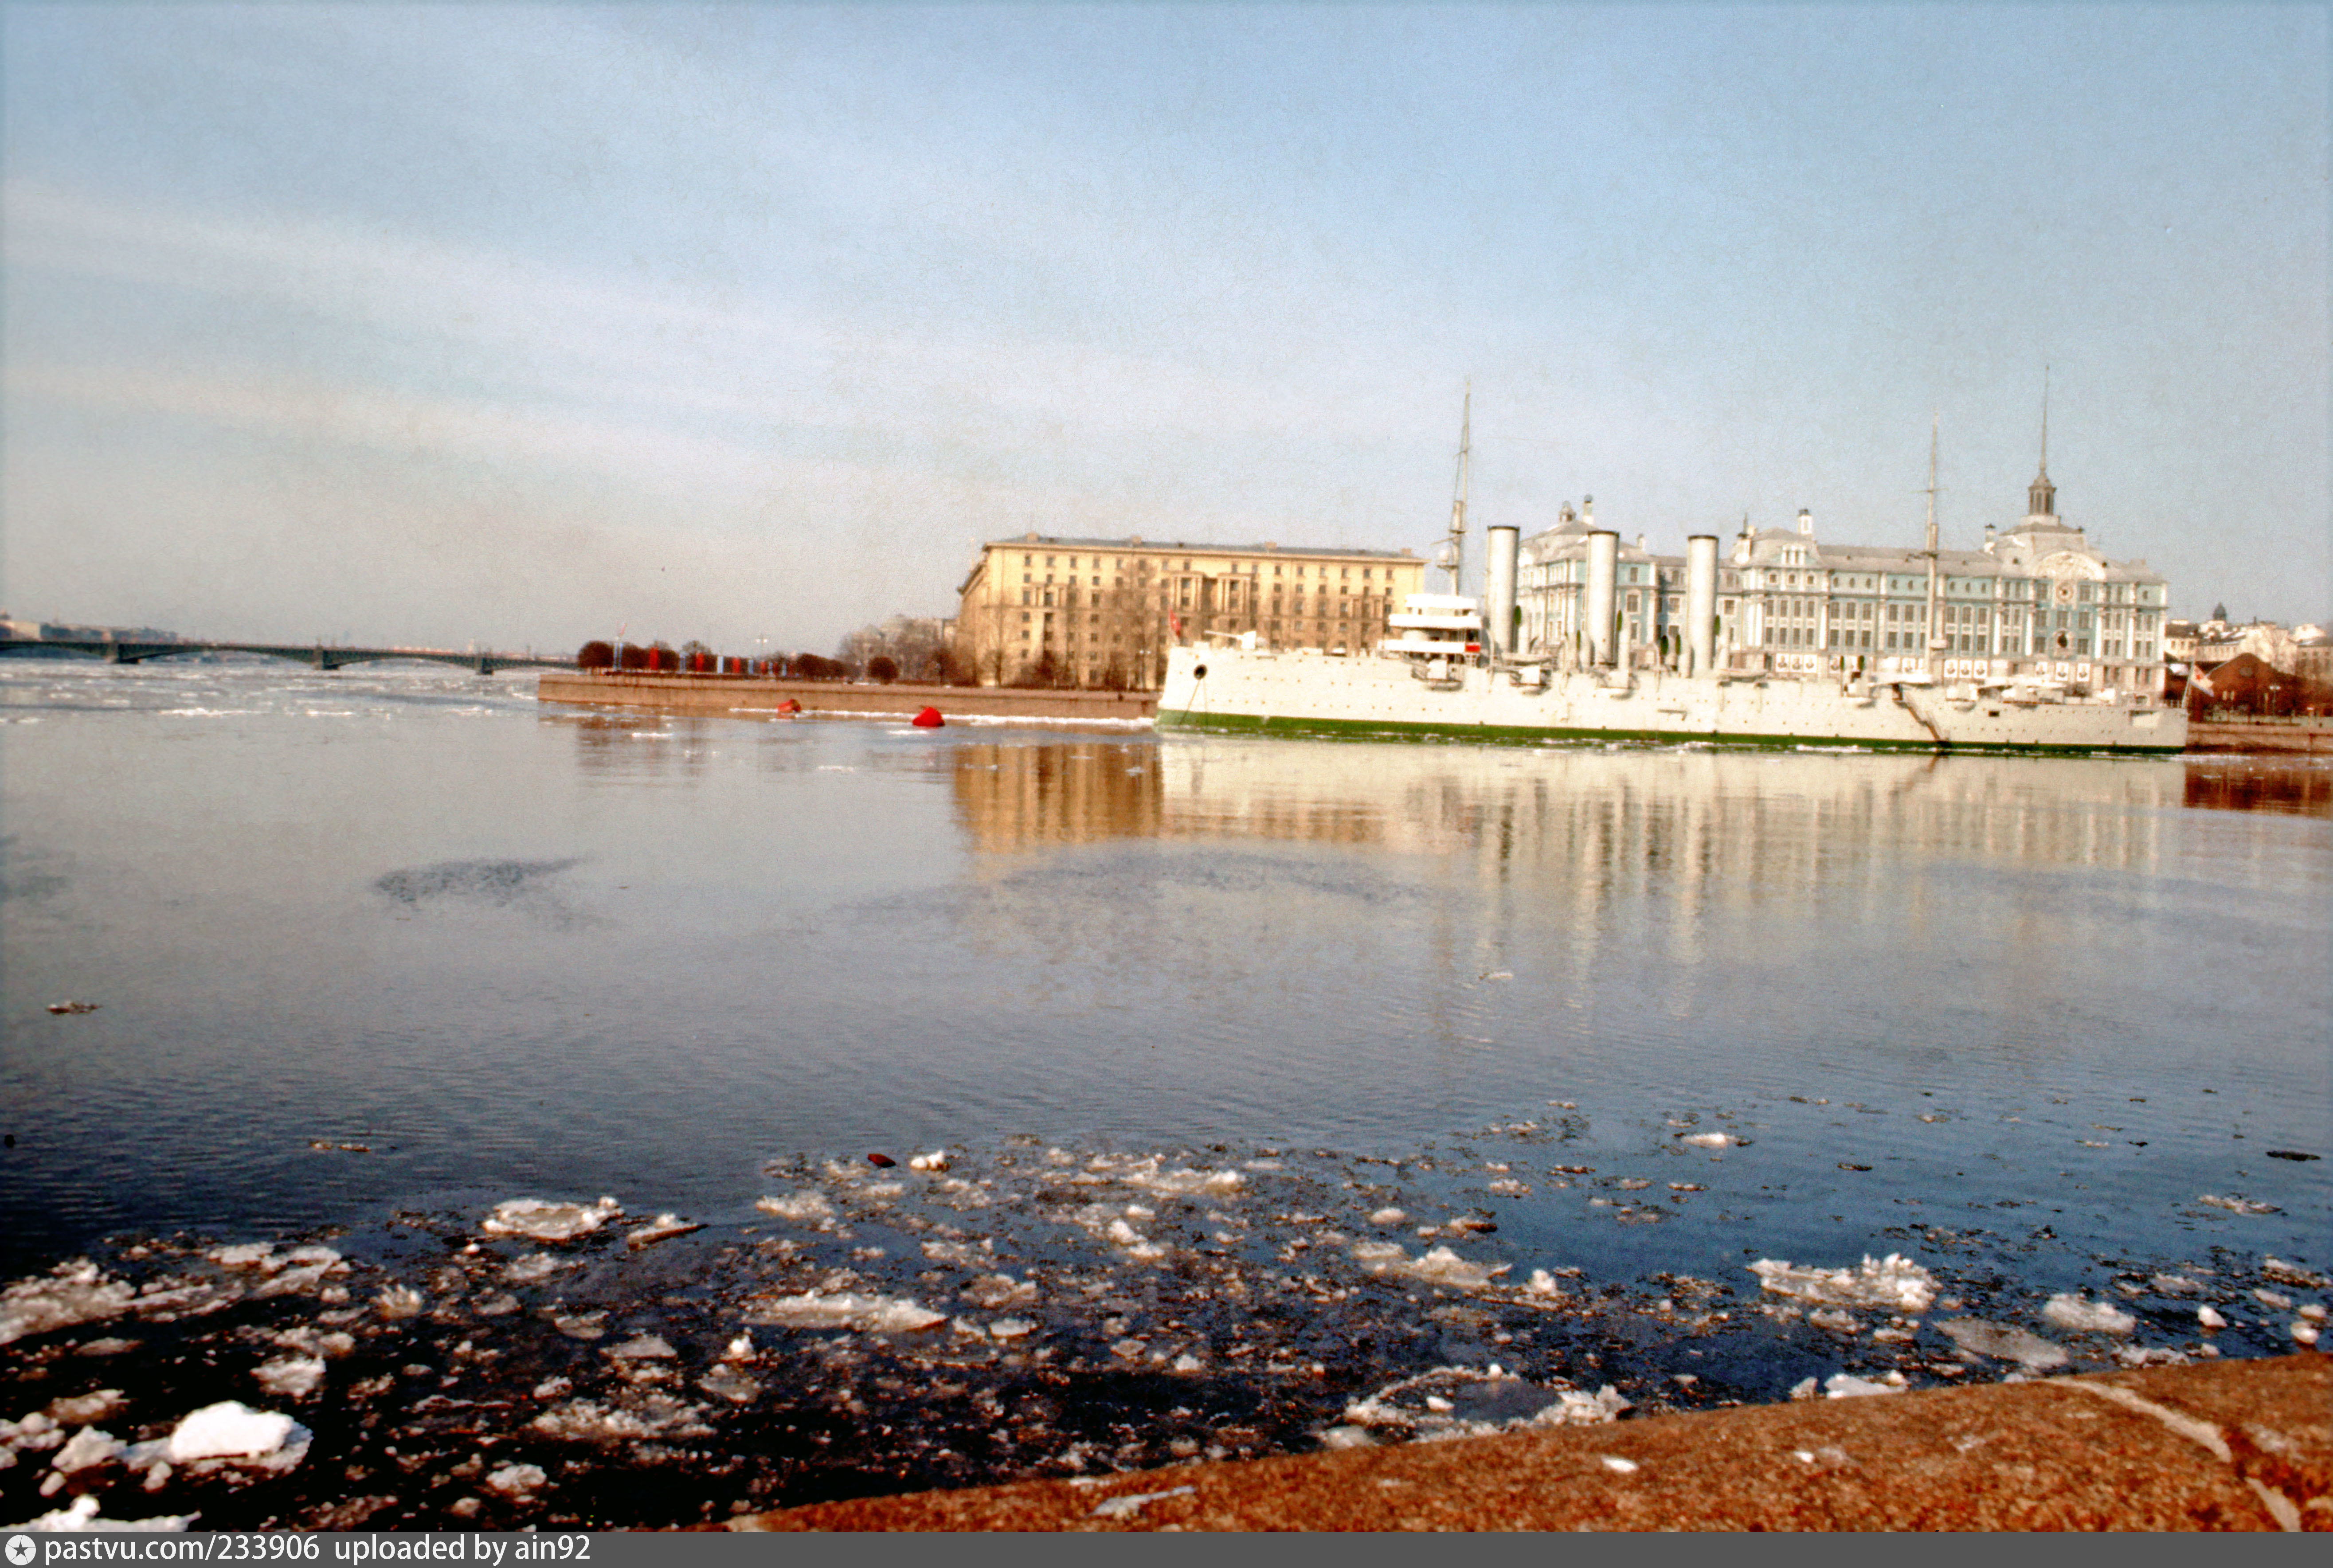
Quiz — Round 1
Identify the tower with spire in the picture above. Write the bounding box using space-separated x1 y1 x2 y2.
2026 367 2057 520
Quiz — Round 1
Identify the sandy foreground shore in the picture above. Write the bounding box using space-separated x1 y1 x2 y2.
729 1353 2328 1531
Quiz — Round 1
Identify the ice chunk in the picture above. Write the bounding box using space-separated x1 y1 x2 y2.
1345 1366 1620 1441
50 1427 121 1473
2196 1194 2279 1215
374 1285 425 1320
483 1197 622 1241
7 1494 192 1532
907 1151 950 1172
485 1462 546 1497
742 1291 946 1333
698 1366 761 1404
1748 1254 1937 1312
2197 1306 2227 1330
1601 1456 1639 1473
1679 1132 1740 1148
208 1243 277 1271
2263 1258 2330 1288
607 1334 676 1361
0 1260 139 1345
531 1395 712 1443
253 1356 324 1398
1527 1269 1565 1297
988 1317 1037 1340
2041 1294 2136 1335
1938 1319 2068 1369
755 1191 837 1225
1369 1208 1408 1226
1350 1241 1506 1290
625 1214 703 1250
158 1401 311 1473
1823 1373 1903 1399
505 1252 573 1285
963 1273 1037 1309
1319 1426 1376 1449
46 1391 125 1425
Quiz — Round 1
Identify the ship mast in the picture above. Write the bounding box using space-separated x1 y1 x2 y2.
1439 385 1472 596
1922 413 1942 680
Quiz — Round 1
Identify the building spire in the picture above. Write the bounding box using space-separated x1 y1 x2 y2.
2028 366 2056 518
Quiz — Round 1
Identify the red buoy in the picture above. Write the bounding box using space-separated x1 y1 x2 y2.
911 706 945 728
775 698 802 715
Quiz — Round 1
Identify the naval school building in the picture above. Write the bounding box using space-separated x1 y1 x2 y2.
955 535 1425 689
1518 459 2171 697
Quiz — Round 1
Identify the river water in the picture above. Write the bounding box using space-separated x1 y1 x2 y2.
2 657 2326 1526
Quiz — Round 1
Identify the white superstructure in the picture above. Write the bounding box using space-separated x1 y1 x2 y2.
1159 405 2186 755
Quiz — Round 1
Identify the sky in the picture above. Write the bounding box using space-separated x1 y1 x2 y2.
3 3 2325 653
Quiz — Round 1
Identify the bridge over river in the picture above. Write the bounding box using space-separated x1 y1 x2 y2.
0 637 573 675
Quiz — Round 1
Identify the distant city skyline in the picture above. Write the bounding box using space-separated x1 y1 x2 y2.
4 4 2325 652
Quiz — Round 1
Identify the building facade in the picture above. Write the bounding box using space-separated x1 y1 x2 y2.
1518 458 2173 696
955 535 1425 688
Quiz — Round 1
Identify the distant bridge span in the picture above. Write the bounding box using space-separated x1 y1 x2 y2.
0 637 575 675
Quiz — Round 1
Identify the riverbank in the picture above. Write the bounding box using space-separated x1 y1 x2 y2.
535 672 2332 754
2188 718 2333 754
535 670 1155 723
731 1352 2327 1530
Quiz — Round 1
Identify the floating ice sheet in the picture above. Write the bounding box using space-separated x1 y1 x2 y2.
741 1290 946 1333
1747 1254 1937 1312
483 1197 622 1241
2041 1294 2137 1335
0 1260 138 1345
1938 1319 2068 1370
7 1495 192 1532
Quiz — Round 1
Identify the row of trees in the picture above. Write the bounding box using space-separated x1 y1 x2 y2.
575 639 952 683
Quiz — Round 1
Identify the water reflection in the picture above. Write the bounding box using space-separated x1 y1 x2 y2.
2183 757 2333 817
951 741 2217 878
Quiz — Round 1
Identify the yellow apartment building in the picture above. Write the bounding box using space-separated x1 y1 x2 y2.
954 534 1425 689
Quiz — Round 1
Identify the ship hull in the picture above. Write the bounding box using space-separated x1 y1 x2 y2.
1157 648 2186 755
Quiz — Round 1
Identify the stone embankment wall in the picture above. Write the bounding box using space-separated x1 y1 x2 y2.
536 670 1156 723
2186 718 2333 754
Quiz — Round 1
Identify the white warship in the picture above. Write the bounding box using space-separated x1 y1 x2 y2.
1159 403 2186 755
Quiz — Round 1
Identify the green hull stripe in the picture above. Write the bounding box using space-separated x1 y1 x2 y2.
1154 708 2183 756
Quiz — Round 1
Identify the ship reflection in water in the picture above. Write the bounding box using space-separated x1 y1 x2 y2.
953 737 2329 868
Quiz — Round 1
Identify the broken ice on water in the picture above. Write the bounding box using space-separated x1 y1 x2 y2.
0 1122 2317 1529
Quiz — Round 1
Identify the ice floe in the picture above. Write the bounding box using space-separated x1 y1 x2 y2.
624 1213 703 1250
131 1401 312 1475
0 1260 138 1345
1350 1242 1507 1290
1341 1366 1627 1443
2196 1194 2279 1215
483 1197 622 1241
7 1494 192 1532
252 1355 325 1398
741 1290 947 1333
50 1426 122 1473
2040 1294 2137 1335
1937 1319 2068 1369
1823 1372 1905 1398
1748 1254 1936 1312
755 1192 838 1225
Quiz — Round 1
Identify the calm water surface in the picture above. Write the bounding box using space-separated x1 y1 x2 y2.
4 659 2328 1268
1 657 2327 1520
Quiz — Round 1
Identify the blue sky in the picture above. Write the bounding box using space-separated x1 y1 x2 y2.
4 3 2325 652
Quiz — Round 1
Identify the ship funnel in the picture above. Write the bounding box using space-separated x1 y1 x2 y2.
1485 524 1519 656
1685 534 1718 676
1585 530 1620 668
